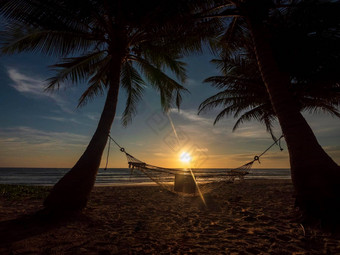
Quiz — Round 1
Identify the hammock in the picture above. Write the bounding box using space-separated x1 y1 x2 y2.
105 134 284 196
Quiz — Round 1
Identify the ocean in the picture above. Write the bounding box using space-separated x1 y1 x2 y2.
0 168 291 186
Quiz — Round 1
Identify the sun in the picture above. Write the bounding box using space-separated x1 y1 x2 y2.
180 152 192 163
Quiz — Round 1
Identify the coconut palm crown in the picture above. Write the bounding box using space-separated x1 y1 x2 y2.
199 53 340 140
0 0 222 212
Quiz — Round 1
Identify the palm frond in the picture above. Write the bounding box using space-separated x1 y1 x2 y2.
262 113 278 141
141 48 187 83
198 90 235 113
213 105 239 125
232 105 265 131
76 57 112 108
133 56 188 111
1 23 98 57
204 74 262 90
120 61 145 126
161 14 224 56
0 0 94 32
77 81 104 108
45 51 107 91
301 98 340 118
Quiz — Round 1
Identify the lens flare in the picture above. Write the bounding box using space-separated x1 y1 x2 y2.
180 152 192 163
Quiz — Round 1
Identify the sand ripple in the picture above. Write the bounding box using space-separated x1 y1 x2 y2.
1 180 340 254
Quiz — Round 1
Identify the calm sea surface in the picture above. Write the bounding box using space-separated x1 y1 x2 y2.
0 168 291 186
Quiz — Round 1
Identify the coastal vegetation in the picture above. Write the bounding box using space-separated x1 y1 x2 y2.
0 184 49 200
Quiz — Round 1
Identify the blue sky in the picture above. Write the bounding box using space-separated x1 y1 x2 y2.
0 51 339 169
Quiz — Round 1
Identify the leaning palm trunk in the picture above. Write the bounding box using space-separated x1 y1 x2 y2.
248 19 340 221
44 62 121 212
0 0 211 215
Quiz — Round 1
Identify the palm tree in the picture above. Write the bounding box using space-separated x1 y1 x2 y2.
0 0 221 212
199 52 278 139
202 0 340 222
199 49 340 141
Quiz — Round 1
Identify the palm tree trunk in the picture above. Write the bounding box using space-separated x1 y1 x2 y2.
248 20 340 219
44 60 121 213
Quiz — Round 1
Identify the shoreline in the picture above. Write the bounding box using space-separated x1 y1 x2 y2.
0 177 292 187
1 179 340 254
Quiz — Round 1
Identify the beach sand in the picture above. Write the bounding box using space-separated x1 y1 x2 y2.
1 179 340 254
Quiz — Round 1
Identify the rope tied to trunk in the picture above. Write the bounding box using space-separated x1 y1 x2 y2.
104 134 126 170
252 134 284 164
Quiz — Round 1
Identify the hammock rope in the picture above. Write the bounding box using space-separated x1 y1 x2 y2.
104 134 285 195
255 135 284 163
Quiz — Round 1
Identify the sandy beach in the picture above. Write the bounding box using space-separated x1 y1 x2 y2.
1 179 340 254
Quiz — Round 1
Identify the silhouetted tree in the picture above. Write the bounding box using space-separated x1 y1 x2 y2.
202 0 340 224
0 0 221 212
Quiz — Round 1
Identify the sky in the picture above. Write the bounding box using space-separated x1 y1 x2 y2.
0 51 339 169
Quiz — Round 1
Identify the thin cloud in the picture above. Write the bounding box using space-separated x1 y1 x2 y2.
304 113 340 137
169 108 212 124
0 126 90 167
196 148 209 152
232 123 282 139
42 116 67 122
185 78 198 86
233 126 270 139
41 116 83 125
7 68 73 113
86 113 100 121
8 68 45 96
323 145 340 152
0 126 88 151
153 152 169 157
322 146 340 160
169 107 271 138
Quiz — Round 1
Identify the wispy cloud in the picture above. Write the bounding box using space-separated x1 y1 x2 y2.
232 126 273 139
322 145 340 160
41 116 83 125
169 107 272 138
185 78 198 86
7 68 74 113
304 113 340 137
323 145 340 152
8 68 45 96
86 113 100 121
153 152 169 157
0 126 88 152
196 148 209 152
169 108 212 124
0 126 90 167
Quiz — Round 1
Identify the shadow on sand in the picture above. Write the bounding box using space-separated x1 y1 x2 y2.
0 209 89 248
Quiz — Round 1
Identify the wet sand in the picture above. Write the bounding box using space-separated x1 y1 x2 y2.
1 179 340 254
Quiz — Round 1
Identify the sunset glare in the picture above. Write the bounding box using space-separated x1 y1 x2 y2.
180 152 192 163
